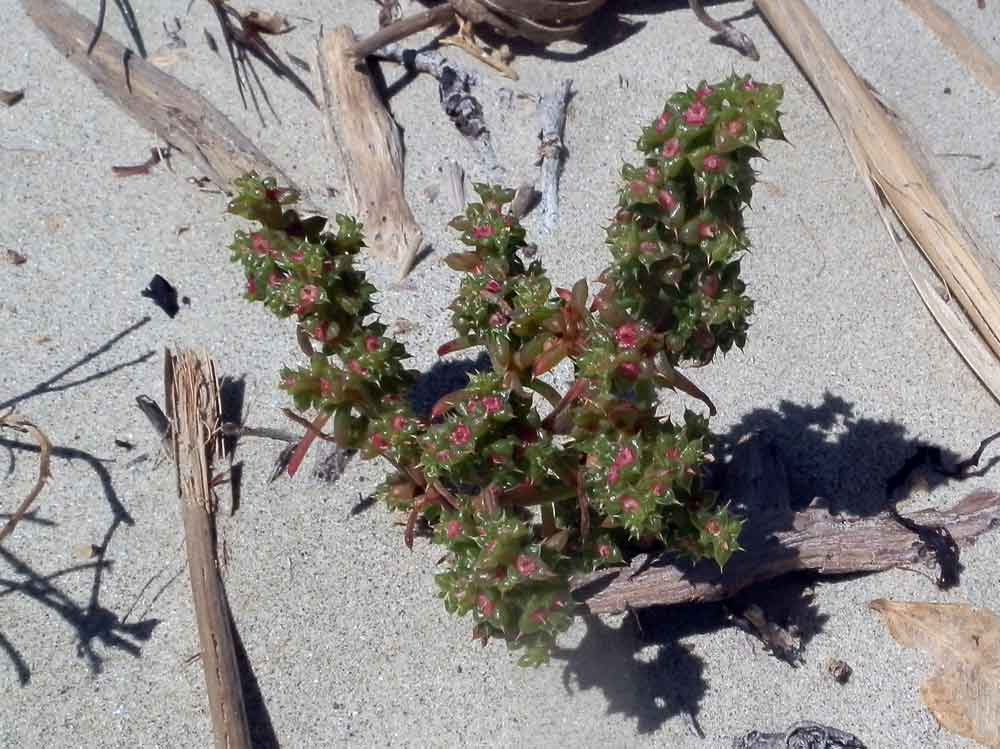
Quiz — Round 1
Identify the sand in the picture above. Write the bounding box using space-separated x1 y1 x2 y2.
2 0 999 746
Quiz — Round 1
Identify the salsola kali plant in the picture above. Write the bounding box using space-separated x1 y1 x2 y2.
228 74 784 666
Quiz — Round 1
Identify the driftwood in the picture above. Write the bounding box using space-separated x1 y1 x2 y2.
22 0 294 193
165 350 251 749
442 160 467 213
374 44 504 182
536 79 572 235
315 27 423 277
755 0 1000 404
897 0 1000 94
576 434 1000 614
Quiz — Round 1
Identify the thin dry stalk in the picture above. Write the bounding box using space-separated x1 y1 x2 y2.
756 0 1000 403
897 0 1000 94
0 410 53 544
165 350 251 749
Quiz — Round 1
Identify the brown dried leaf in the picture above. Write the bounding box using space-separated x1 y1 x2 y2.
870 599 1000 748
242 9 289 35
3 249 27 265
0 88 24 107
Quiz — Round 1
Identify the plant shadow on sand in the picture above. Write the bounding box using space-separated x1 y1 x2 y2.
1 318 155 686
556 390 998 733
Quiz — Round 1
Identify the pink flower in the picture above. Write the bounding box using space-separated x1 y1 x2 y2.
702 154 726 173
661 138 681 159
665 447 681 463
621 496 641 514
477 594 496 619
295 284 320 315
267 272 285 289
289 251 305 263
371 433 389 451
446 520 463 540
484 279 502 295
472 225 495 240
466 399 480 414
598 544 612 559
684 101 709 126
246 277 258 297
651 483 665 497
608 466 621 485
365 336 381 353
483 396 504 415
615 323 641 348
488 312 509 329
617 362 641 381
451 424 473 447
726 119 746 137
392 415 407 432
654 111 672 133
348 359 369 378
250 233 273 256
743 78 759 92
698 223 717 240
645 166 660 184
436 449 452 464
282 376 296 389
657 189 678 212
516 555 538 577
615 446 636 468
695 85 714 101
312 321 329 342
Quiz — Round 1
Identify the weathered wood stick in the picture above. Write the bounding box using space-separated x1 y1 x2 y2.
22 0 294 192
897 0 1000 94
348 4 455 61
165 350 251 749
536 79 572 235
374 43 504 182
576 434 1000 614
755 0 1000 403
315 27 424 278
442 159 467 213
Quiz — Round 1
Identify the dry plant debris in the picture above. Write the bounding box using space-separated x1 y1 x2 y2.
0 410 53 544
0 88 25 106
870 599 1000 748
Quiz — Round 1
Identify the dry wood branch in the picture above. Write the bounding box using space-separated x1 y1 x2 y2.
315 27 424 278
536 79 572 235
165 349 251 749
0 411 53 544
756 0 1000 404
374 44 504 182
576 434 1000 614
23 0 295 193
897 0 1000 94
349 4 455 60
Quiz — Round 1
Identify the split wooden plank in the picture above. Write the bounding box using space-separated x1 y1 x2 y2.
315 26 424 277
755 0 1000 403
22 0 295 192
165 349 251 749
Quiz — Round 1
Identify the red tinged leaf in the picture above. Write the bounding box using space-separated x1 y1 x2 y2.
286 412 331 478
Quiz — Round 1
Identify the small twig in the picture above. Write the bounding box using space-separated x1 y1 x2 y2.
689 0 759 60
348 4 455 60
0 410 53 544
111 145 171 177
536 79 572 235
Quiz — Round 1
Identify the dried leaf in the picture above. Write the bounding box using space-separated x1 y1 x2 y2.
870 599 1000 747
3 249 27 265
242 9 289 35
0 88 25 106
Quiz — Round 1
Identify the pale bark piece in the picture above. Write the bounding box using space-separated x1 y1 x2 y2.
536 79 572 235
165 350 251 749
315 27 424 277
870 599 1000 748
22 0 294 192
755 0 1000 404
898 0 1000 94
575 434 1000 614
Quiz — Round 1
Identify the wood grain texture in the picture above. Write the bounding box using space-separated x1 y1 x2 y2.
22 0 294 192
316 27 423 277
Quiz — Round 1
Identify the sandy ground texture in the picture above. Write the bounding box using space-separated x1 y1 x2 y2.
2 0 1000 746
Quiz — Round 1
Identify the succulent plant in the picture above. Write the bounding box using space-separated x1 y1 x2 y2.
228 73 783 667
